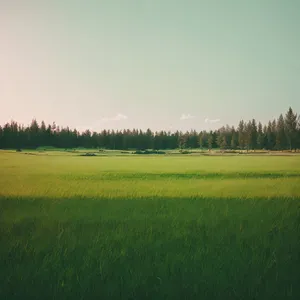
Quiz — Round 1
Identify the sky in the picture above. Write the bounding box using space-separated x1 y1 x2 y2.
1 0 299 132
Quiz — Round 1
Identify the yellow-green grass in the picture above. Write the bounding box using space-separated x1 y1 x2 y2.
0 152 300 299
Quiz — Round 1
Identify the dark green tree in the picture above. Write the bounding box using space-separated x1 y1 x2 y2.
220 135 227 150
257 122 264 149
275 114 285 150
266 121 275 150
230 127 237 149
178 132 188 150
297 115 300 149
244 121 252 151
0 126 3 148
29 119 40 148
238 120 245 150
284 107 298 150
199 132 204 149
251 119 257 150
207 132 213 151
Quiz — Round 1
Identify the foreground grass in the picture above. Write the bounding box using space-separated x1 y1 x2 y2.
0 152 300 299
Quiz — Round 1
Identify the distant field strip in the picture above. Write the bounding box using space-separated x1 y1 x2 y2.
58 171 300 180
1 153 300 198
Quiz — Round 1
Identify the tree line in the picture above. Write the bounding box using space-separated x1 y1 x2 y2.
0 107 299 151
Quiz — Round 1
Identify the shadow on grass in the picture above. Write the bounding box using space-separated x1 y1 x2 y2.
0 195 300 300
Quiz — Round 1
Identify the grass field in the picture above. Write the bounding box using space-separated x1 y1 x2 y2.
1 151 300 299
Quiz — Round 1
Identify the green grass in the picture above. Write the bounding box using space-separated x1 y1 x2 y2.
0 151 300 299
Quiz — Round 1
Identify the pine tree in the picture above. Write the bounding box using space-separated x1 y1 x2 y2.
275 114 285 150
266 121 275 150
220 135 227 150
238 120 245 150
178 132 188 150
29 119 40 148
46 125 52 146
0 126 3 148
257 122 264 149
224 125 232 147
229 127 237 149
40 121 47 146
172 131 180 149
271 119 277 134
189 130 199 148
297 115 300 150
216 129 223 149
199 132 204 149
251 119 257 150
207 133 213 150
121 130 129 150
145 129 153 149
284 107 298 150
230 131 236 149
242 121 252 151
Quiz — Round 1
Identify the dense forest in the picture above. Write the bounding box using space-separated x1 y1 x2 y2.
0 107 299 151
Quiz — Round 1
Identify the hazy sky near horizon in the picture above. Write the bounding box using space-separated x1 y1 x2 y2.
1 0 299 132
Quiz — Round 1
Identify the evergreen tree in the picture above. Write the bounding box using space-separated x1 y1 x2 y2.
284 107 298 150
189 130 199 148
46 125 52 146
224 125 232 147
29 119 40 148
0 126 3 148
275 114 285 150
178 132 188 150
271 119 277 134
212 131 218 148
198 132 204 149
91 132 99 148
238 120 245 150
154 131 162 150
145 129 154 149
216 127 228 150
207 132 213 150
297 116 300 150
266 121 275 150
220 135 227 150
244 121 252 151
216 128 224 149
257 122 264 149
2 123 11 148
82 129 92 148
40 121 47 146
8 121 19 149
121 130 129 149
230 127 237 149
251 119 257 150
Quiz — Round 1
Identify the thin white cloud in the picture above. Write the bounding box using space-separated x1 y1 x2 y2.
180 113 195 120
205 118 220 123
101 113 128 122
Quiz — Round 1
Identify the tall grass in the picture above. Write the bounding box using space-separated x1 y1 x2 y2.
0 152 300 299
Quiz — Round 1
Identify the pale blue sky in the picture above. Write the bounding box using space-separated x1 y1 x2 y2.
1 0 299 132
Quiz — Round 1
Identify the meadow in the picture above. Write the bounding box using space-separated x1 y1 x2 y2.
0 150 300 299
